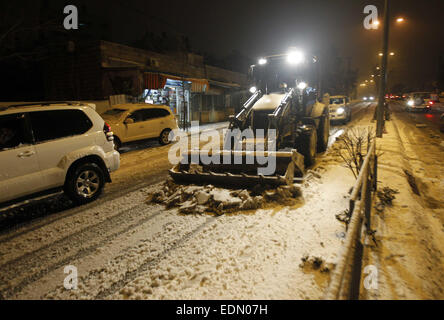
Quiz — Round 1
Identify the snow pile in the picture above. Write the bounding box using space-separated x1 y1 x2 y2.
147 179 302 215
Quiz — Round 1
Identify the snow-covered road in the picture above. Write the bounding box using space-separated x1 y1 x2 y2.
0 102 377 300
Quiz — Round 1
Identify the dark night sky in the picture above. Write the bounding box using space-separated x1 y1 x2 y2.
3 0 444 90
85 0 444 89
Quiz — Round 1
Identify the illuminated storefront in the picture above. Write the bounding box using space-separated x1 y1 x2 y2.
143 72 208 129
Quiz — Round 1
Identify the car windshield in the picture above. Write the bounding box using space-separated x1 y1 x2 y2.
103 109 127 117
330 98 344 104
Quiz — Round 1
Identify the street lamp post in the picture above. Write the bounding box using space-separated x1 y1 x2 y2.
376 0 390 137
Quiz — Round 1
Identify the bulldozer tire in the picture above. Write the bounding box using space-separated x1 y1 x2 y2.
317 114 330 153
300 129 317 167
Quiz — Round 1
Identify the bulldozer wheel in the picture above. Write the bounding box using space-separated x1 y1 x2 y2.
317 114 330 153
300 129 317 167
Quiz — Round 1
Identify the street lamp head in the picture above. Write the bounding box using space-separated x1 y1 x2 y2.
396 17 405 23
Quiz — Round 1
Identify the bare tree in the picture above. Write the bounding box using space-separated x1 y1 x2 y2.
336 126 376 179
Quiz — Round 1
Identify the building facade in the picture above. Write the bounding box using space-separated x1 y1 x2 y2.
45 40 249 125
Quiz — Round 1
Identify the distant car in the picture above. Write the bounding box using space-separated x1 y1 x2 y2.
328 95 351 124
363 96 375 102
102 104 178 150
405 92 434 112
0 102 120 207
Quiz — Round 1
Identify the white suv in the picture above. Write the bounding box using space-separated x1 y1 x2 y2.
0 102 120 207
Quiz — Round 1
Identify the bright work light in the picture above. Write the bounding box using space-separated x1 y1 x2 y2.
287 50 304 65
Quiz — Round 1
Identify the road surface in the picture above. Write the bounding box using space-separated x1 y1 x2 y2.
389 100 444 135
0 102 377 300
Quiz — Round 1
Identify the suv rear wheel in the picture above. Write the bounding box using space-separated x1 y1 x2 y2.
159 129 172 145
65 163 104 204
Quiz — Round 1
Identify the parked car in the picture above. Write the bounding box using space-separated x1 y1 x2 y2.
102 104 178 150
328 95 352 124
405 92 434 112
0 102 120 207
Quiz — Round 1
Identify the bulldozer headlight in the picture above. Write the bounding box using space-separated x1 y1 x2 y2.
337 107 345 115
407 100 414 106
250 86 257 94
287 50 305 65
297 82 307 90
258 58 267 65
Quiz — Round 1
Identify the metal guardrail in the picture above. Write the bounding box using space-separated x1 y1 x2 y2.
325 140 377 300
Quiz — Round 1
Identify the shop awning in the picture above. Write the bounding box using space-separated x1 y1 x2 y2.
143 72 209 92
188 78 209 93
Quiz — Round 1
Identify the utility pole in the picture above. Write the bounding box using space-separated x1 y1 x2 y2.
376 0 390 137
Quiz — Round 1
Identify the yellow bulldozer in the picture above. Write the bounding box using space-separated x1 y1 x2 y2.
170 49 330 187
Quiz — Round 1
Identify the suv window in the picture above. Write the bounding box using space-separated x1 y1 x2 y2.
128 108 170 122
330 98 344 104
0 113 32 151
143 108 170 120
29 110 93 143
127 110 146 123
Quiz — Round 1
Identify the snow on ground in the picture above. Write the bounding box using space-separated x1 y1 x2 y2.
361 104 444 299
0 103 375 300
42 163 354 300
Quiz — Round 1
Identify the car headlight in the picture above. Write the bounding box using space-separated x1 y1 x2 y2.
370 96 374 100
407 100 414 106
337 107 345 115
363 97 368 101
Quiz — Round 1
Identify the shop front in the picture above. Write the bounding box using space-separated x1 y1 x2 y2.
143 72 208 129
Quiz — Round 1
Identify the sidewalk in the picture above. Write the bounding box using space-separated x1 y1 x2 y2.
360 113 444 299
179 121 229 136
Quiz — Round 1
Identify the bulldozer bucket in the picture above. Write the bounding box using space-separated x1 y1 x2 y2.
169 149 305 188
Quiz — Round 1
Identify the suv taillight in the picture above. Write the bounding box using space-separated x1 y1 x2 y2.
103 122 114 141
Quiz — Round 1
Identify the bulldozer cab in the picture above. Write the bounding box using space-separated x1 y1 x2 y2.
250 53 318 95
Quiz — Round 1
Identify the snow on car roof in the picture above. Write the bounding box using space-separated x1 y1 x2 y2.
0 103 91 115
112 103 170 111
